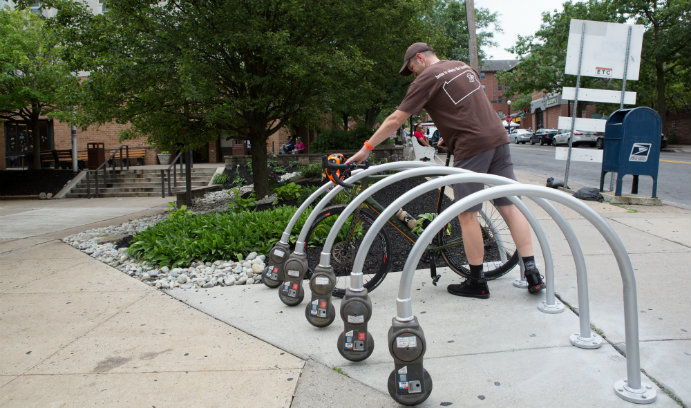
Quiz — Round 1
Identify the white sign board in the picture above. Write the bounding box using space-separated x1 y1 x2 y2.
565 19 644 80
555 147 603 163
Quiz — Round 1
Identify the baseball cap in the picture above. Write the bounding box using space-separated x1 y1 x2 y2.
399 42 433 76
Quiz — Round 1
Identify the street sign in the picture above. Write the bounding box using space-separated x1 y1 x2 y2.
565 20 644 80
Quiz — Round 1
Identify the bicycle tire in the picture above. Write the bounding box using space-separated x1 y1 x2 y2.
438 201 519 280
304 205 391 298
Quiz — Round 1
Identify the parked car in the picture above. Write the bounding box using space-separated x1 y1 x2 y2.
509 129 533 144
595 132 668 149
553 130 598 147
531 128 559 145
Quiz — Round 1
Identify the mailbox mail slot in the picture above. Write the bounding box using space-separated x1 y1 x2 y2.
600 107 661 197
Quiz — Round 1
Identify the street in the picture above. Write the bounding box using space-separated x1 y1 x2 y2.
508 144 691 209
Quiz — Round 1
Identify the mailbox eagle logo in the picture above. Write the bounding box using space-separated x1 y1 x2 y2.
629 143 652 162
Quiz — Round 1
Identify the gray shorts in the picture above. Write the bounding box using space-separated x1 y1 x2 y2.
452 143 517 212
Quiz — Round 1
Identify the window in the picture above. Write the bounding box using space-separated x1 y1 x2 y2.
498 85 503 91
480 72 486 79
498 96 503 103
29 1 43 16
482 85 486 91
98 0 109 13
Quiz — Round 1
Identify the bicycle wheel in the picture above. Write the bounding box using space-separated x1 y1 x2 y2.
304 205 391 298
438 200 519 280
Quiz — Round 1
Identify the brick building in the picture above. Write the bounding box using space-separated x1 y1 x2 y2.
479 60 533 131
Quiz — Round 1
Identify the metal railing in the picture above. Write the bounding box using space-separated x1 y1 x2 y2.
86 145 129 198
160 152 188 197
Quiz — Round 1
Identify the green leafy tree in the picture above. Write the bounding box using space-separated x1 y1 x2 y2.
500 0 689 122
40 0 383 198
0 8 79 168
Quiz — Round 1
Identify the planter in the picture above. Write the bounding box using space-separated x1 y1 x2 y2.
157 153 171 165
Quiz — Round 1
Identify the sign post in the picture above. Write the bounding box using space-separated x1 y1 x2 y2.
560 20 644 189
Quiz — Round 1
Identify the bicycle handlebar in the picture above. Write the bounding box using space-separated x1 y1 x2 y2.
321 155 370 188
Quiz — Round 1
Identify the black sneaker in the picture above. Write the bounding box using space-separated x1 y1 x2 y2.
524 264 545 294
447 279 490 299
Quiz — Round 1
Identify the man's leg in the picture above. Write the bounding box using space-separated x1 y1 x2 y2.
498 204 545 293
447 211 490 299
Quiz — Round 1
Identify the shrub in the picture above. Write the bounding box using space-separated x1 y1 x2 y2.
275 182 301 202
310 127 374 153
127 206 312 267
211 172 230 185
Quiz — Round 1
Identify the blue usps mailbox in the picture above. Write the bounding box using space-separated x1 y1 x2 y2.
599 107 662 197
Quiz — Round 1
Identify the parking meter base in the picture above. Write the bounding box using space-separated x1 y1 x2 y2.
338 289 374 361
305 266 337 327
263 242 291 288
278 252 309 306
337 330 374 361
387 317 431 405
306 299 336 327
387 367 432 406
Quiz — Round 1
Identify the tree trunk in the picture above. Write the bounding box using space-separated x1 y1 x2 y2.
31 112 41 169
342 113 349 130
655 62 666 120
365 107 380 129
250 132 270 199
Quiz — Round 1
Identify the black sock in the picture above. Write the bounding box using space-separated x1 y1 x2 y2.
522 256 536 270
469 264 484 281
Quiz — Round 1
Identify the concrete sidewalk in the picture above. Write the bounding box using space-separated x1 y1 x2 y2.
0 172 689 407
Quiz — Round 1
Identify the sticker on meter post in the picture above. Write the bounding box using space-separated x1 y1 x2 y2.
396 335 417 348
287 269 300 277
629 143 652 162
274 249 285 257
315 276 330 286
398 366 409 390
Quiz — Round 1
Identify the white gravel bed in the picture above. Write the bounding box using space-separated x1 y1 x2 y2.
61 179 299 290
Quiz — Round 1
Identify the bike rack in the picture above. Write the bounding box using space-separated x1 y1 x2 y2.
394 181 655 405
347 170 574 315
292 162 436 254
263 161 434 289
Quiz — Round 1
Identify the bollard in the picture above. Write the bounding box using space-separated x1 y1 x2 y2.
337 288 374 361
263 241 291 288
278 252 309 306
387 317 432 406
305 265 337 327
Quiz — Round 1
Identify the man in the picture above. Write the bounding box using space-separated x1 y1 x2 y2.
346 42 544 299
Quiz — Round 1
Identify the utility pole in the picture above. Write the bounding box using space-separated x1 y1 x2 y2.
466 0 479 72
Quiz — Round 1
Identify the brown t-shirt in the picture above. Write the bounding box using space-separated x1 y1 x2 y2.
398 60 508 160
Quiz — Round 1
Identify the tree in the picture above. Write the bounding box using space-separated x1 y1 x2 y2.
500 0 690 122
616 0 691 119
0 8 79 168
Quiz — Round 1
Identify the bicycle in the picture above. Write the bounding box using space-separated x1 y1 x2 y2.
303 154 519 298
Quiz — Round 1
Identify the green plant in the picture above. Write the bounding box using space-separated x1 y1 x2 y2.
127 206 312 267
212 172 230 185
289 160 300 168
412 213 451 236
232 176 247 187
298 162 322 178
228 188 256 211
275 182 302 203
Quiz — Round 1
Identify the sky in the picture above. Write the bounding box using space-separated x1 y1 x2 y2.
474 0 567 60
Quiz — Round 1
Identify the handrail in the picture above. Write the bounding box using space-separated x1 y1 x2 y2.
160 152 186 197
86 145 130 198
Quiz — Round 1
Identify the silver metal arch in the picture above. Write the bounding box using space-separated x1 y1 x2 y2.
292 161 436 254
349 172 584 312
400 182 649 398
277 182 333 245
